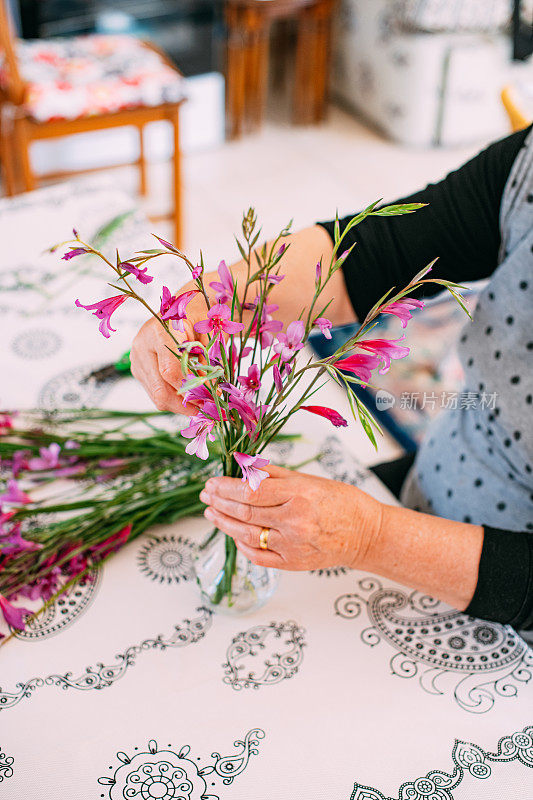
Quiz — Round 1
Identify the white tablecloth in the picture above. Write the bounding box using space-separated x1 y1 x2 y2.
0 181 532 799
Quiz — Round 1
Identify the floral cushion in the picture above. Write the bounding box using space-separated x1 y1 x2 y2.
0 34 185 122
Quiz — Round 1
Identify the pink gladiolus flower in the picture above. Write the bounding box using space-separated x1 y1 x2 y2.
334 353 381 385
181 403 223 459
0 523 41 555
160 287 198 332
234 452 270 491
0 479 31 505
154 235 178 252
252 303 283 347
273 364 283 393
380 297 424 328
181 377 213 408
75 294 127 338
62 247 88 260
221 384 267 433
313 317 333 339
315 261 322 286
273 321 305 362
191 265 203 280
90 524 132 559
194 303 244 336
277 243 287 257
0 413 16 434
64 440 80 449
357 337 410 374
0 594 32 630
300 406 348 427
209 260 234 304
120 261 153 285
28 442 61 471
238 364 261 396
11 450 29 477
267 274 285 285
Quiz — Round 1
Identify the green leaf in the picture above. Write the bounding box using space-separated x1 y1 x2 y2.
371 202 427 216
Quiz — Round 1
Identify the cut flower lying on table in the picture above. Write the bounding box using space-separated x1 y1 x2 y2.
46 203 469 607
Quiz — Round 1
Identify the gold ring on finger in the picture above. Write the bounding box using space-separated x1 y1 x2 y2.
259 527 270 550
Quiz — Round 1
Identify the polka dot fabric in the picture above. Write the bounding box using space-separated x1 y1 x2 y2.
401 129 533 532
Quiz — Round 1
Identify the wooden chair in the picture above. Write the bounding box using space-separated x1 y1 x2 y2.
225 0 336 139
0 1 185 246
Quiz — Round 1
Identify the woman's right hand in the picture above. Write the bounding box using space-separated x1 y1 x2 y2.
130 291 206 415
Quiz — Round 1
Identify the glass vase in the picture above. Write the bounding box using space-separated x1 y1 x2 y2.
194 528 279 615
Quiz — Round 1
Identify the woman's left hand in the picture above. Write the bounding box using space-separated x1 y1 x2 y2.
199 465 384 571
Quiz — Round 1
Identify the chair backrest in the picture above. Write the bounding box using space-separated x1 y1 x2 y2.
0 0 26 104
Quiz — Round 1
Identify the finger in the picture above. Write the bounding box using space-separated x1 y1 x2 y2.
136 350 187 414
200 491 283 528
156 339 186 392
236 540 285 569
204 506 282 552
204 475 291 506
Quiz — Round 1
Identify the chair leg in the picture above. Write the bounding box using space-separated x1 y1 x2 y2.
171 109 182 249
13 116 35 192
138 123 148 197
0 112 17 196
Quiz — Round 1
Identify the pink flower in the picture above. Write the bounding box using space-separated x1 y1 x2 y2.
221 384 267 434
191 265 203 280
273 364 283 393
313 317 333 339
90 524 132 559
120 261 153 285
273 321 305 362
0 523 41 555
75 294 127 338
380 297 424 328
28 442 61 471
238 364 261 397
209 260 234 304
62 247 88 260
160 287 198 332
11 450 29 477
300 406 348 427
315 261 322 286
234 452 270 492
267 274 284 285
0 479 31 505
0 413 16 434
0 594 32 630
154 235 179 252
333 353 381 385
277 243 287 257
181 404 222 460
181 377 213 408
194 303 244 336
357 337 410 374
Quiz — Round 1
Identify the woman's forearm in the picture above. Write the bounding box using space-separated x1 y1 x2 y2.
182 225 356 329
359 504 484 611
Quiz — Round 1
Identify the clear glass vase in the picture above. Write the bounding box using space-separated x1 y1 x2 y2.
194 528 279 615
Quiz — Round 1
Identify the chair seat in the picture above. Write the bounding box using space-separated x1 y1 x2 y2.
0 34 185 122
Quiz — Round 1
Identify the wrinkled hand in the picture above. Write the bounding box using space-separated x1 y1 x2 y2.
130 291 206 415
199 465 384 571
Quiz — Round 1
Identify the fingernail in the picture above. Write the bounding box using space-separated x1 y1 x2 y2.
204 507 215 521
199 490 210 503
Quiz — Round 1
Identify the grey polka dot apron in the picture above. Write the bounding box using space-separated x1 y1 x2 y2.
401 128 533 533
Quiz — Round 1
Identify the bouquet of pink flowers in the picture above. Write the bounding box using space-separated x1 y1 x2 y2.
58 204 467 610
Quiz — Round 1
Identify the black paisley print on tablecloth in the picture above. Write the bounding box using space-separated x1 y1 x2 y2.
335 578 533 713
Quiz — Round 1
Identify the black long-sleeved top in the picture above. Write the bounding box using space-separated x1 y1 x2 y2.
318 125 533 630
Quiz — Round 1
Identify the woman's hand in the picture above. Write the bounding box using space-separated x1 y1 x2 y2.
130 290 207 415
199 465 384 571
